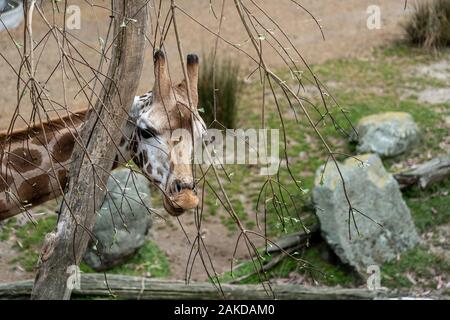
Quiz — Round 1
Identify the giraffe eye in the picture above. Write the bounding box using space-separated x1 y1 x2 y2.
138 126 158 139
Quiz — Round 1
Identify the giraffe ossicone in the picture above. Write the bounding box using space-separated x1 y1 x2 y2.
0 50 206 220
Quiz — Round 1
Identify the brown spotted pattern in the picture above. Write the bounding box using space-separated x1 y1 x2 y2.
17 174 51 201
8 148 43 173
0 125 82 220
0 171 13 193
52 132 76 163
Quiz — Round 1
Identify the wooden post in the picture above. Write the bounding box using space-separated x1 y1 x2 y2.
30 1 148 300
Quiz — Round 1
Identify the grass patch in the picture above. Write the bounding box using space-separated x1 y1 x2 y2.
382 246 450 289
11 215 57 272
80 240 170 278
298 246 357 287
405 180 450 233
7 215 170 278
0 217 17 241
217 245 356 287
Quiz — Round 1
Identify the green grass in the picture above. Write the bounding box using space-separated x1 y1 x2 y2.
80 240 170 278
217 245 357 287
382 246 450 289
0 217 16 241
4 215 170 278
404 180 450 233
298 246 357 287
11 215 58 272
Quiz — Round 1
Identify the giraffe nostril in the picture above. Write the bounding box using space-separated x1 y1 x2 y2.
172 180 194 193
174 181 182 193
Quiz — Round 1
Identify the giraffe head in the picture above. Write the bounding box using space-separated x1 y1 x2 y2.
132 50 206 216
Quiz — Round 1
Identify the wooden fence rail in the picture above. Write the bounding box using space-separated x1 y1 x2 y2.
0 273 412 300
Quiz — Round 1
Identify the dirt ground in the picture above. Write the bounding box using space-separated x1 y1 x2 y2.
150 210 264 281
0 0 411 283
0 0 408 130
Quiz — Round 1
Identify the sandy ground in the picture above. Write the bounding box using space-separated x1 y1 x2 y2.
150 211 264 281
0 0 411 283
0 0 408 130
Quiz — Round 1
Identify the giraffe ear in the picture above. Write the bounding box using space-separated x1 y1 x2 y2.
153 50 171 103
185 54 199 108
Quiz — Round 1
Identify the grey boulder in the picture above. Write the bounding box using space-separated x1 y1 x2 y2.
83 168 152 271
351 112 420 157
0 0 24 31
312 153 420 275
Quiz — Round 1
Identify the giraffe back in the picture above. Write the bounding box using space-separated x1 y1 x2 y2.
0 111 87 220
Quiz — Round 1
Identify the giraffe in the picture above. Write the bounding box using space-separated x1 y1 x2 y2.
0 50 206 221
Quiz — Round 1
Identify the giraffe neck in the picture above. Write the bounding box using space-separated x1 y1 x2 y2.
0 92 151 221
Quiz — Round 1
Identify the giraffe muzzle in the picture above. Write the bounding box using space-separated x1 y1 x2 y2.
163 188 199 216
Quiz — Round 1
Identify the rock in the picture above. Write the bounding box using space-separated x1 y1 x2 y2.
83 168 152 271
312 154 420 275
415 60 450 82
351 112 420 157
418 88 450 105
0 0 24 32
